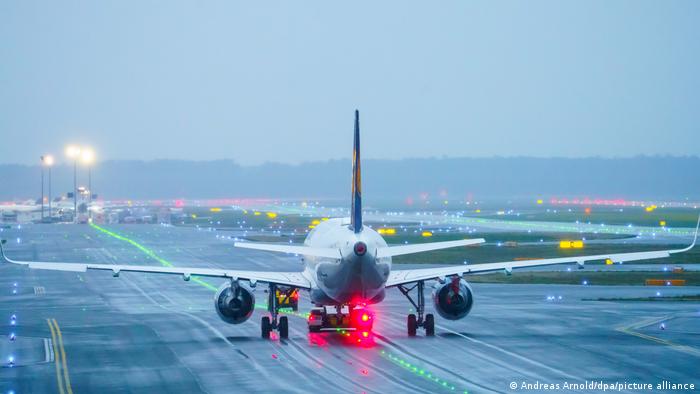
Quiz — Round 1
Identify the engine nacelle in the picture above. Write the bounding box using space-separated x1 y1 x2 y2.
432 278 474 320
215 282 255 324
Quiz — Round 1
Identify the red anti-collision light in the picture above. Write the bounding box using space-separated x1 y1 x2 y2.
354 242 367 256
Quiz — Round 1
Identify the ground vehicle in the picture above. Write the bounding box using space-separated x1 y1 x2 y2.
307 305 374 333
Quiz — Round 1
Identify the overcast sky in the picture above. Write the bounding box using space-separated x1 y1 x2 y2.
1 1 699 166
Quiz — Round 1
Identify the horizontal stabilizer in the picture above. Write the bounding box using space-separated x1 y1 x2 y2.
234 242 341 259
376 238 485 258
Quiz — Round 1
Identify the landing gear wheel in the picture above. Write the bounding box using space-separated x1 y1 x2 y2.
425 314 435 336
399 281 429 338
407 314 417 337
279 316 289 339
261 316 271 339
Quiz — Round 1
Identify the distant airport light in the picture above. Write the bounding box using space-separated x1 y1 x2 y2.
266 212 277 219
584 207 591 214
605 259 614 265
42 155 54 166
80 148 95 164
559 240 584 249
377 228 396 235
645 205 657 212
253 211 261 216
421 231 433 237
536 199 543 205
659 220 666 227
65 145 81 158
210 207 222 212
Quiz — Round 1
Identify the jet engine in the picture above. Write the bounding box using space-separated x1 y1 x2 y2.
432 278 474 320
215 282 255 324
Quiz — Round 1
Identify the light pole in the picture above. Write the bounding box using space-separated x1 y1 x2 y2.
81 148 95 219
44 155 54 220
40 156 45 221
66 145 81 221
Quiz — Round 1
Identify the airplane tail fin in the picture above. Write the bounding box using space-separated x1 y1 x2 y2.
350 110 363 233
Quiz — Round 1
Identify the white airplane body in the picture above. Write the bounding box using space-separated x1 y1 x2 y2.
1 110 698 338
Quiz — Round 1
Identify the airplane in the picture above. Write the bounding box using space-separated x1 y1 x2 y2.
1 110 698 339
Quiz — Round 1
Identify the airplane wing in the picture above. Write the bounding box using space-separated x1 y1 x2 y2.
386 218 699 287
0 241 312 289
376 238 485 258
234 242 341 259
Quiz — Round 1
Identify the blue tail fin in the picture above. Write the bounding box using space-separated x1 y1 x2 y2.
350 110 362 233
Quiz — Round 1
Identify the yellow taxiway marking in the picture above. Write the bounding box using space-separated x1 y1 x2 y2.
47 319 65 394
615 315 700 358
47 319 74 394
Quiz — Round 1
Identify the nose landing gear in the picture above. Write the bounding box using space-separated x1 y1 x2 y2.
262 284 295 339
399 281 435 337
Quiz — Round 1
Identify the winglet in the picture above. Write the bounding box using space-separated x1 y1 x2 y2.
0 239 28 267
0 239 8 264
350 110 363 233
671 214 700 254
688 214 700 249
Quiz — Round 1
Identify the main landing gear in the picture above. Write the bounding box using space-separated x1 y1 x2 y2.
398 281 434 337
262 284 297 339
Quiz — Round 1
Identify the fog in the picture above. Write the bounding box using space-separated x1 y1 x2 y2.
2 157 698 201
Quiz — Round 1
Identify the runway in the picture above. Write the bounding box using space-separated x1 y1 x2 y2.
0 224 698 393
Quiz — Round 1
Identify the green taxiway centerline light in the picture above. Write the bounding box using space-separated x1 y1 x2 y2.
90 223 310 317
90 223 219 291
379 350 467 393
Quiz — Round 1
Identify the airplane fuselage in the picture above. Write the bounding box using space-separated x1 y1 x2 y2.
302 218 391 306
